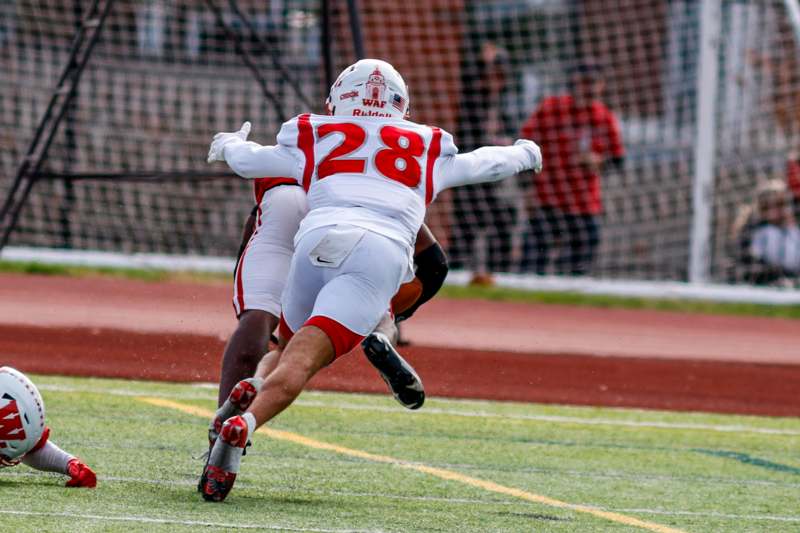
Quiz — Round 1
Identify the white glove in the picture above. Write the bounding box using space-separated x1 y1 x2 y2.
207 121 252 164
514 139 543 173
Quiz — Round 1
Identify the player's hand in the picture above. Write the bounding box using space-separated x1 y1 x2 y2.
514 139 543 173
0 455 20 468
207 121 252 163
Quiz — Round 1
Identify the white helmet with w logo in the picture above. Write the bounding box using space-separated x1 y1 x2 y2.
327 59 410 119
0 367 45 463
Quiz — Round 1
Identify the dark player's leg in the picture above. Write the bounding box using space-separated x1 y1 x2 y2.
216 310 277 406
201 325 335 502
217 206 269 405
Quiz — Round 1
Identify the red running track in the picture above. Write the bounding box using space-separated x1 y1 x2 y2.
1 273 798 416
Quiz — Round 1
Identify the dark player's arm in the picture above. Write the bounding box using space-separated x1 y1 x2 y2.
396 224 449 322
414 223 438 255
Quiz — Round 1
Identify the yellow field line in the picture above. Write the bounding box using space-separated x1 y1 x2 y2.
139 396 686 533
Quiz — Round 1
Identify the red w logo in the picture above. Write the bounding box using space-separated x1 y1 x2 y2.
0 400 26 442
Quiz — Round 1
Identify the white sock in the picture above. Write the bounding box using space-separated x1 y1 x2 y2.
21 441 73 475
242 412 257 437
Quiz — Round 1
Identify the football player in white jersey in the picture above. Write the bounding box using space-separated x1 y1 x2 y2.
201 58 542 501
202 218 442 473
0 367 96 488
215 176 307 408
212 189 441 440
216 148 445 415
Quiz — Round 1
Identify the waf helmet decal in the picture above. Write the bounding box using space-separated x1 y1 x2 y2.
0 395 27 446
363 66 387 108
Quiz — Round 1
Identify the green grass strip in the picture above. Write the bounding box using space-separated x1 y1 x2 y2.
439 284 800 320
0 260 227 284
2 259 798 318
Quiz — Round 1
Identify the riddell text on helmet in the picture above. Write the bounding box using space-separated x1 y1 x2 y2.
352 109 394 117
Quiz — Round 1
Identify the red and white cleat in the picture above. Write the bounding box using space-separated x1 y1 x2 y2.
229 379 260 412
65 458 97 488
200 415 249 502
207 378 261 448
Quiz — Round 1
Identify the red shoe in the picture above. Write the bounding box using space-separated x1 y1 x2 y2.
229 379 260 412
200 379 260 493
207 378 261 448
65 459 97 488
200 465 237 503
200 416 248 502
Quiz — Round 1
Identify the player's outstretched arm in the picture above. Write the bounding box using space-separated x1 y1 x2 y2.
207 121 299 180
437 139 542 191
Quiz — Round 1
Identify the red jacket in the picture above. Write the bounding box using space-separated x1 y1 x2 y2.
520 95 624 215
786 158 800 201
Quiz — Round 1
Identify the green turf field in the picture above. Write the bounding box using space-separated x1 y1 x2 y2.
2 375 799 532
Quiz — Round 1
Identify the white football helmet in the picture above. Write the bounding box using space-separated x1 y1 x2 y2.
0 367 46 462
326 59 410 119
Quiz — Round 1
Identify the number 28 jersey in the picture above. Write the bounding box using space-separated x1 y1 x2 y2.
224 113 537 248
278 114 454 246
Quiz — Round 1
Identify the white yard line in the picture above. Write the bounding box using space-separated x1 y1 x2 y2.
37 383 800 436
6 472 799 525
0 510 384 532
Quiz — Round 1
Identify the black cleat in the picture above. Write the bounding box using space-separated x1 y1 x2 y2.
362 332 425 409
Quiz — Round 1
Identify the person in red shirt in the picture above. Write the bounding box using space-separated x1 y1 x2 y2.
519 61 624 275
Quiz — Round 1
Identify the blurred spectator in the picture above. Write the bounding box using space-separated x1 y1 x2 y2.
729 179 800 286
519 60 624 275
784 153 800 220
136 0 167 57
449 41 517 281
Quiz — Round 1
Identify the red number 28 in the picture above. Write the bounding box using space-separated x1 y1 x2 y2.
316 123 425 187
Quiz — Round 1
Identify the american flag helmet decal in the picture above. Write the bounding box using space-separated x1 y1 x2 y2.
392 92 406 112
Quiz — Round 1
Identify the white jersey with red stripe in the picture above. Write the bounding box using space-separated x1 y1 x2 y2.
252 177 298 205
223 113 538 248
279 114 453 246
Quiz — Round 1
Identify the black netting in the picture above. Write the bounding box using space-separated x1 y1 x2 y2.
2 0 799 286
